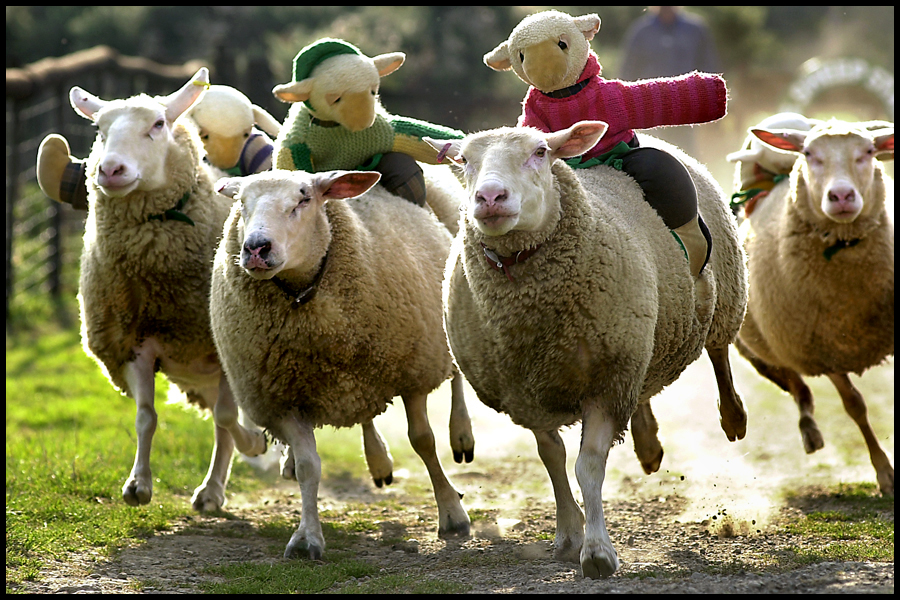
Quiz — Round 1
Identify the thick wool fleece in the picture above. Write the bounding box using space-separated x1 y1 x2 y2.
445 159 717 435
79 124 232 404
520 52 727 159
210 189 454 432
737 158 894 376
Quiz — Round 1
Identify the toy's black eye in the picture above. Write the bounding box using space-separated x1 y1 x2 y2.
458 155 468 165
558 40 568 51
518 51 524 62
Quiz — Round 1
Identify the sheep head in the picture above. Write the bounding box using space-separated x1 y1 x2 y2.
752 120 894 224
70 67 209 197
188 85 281 170
727 112 821 176
216 169 380 279
273 39 404 132
425 120 608 237
484 10 600 93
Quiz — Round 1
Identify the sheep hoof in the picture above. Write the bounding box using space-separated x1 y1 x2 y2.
639 448 664 475
799 416 825 454
580 551 618 579
284 537 323 561
122 478 152 506
452 449 474 464
877 468 893 498
553 536 583 564
373 473 393 488
721 415 747 442
438 517 470 538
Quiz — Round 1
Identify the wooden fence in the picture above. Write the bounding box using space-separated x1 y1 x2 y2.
5 46 205 325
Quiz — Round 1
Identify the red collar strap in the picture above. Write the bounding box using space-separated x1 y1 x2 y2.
481 242 542 282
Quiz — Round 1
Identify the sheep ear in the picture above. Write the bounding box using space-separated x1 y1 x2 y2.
162 67 209 123
575 14 601 41
484 42 512 72
315 170 381 200
751 128 807 154
373 52 405 78
423 137 464 165
215 177 243 199
251 105 282 137
871 129 894 160
70 86 107 121
273 79 314 104
547 121 609 159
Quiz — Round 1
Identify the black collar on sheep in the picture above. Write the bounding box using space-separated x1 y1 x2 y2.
271 251 330 308
481 242 542 283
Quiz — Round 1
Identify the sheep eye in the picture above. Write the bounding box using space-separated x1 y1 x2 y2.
153 119 164 130
201 134 209 140
458 155 468 165
518 51 524 62
535 147 547 158
558 40 568 51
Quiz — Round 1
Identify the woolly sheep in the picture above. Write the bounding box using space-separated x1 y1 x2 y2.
734 119 894 496
424 121 748 578
69 68 267 511
210 168 471 560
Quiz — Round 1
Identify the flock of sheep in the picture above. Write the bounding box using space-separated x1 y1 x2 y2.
49 18 892 582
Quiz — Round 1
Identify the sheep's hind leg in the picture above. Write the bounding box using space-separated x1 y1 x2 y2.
576 402 620 579
277 413 325 560
707 346 748 441
828 373 894 497
122 348 158 506
449 370 475 463
533 428 585 563
362 420 394 487
402 392 470 537
630 403 663 474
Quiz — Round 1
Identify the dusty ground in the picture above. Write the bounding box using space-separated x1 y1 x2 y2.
16 351 894 594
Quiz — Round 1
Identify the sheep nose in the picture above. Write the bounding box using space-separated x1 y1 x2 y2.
243 233 271 258
828 187 856 204
475 181 508 205
99 162 126 178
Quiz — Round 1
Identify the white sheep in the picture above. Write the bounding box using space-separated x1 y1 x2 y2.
734 119 894 496
69 67 267 511
210 168 471 560
424 121 748 578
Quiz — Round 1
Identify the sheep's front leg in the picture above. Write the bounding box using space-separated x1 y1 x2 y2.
630 403 663 474
533 428 585 563
277 413 324 560
576 402 619 579
121 346 158 506
449 370 475 463
402 393 470 537
707 346 747 441
214 375 267 457
362 420 394 487
828 373 894 497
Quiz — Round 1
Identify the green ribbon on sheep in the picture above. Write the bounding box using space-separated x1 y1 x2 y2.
565 140 632 171
147 191 195 226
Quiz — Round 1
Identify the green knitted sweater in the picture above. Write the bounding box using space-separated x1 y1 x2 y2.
275 103 464 172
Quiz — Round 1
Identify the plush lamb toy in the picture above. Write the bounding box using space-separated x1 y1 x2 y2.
36 83 280 209
272 38 465 206
485 10 728 278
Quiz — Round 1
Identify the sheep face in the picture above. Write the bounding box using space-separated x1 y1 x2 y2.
425 121 608 237
752 121 894 224
70 68 209 198
273 52 404 132
216 170 380 279
484 10 600 93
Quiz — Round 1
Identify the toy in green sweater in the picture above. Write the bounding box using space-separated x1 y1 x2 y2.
273 38 465 206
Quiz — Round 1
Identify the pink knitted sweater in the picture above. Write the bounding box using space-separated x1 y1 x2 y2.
519 52 727 160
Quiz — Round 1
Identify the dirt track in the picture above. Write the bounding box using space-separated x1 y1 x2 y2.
17 350 894 593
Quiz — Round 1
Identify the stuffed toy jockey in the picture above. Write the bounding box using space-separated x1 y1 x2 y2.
272 38 465 206
36 83 281 209
485 10 728 278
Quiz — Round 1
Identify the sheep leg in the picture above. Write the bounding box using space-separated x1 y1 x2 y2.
121 347 158 506
362 420 394 487
213 375 267 457
533 429 585 563
449 370 475 463
277 413 325 560
630 403 664 474
401 393 470 537
827 373 894 497
737 341 824 453
576 402 620 579
707 346 748 441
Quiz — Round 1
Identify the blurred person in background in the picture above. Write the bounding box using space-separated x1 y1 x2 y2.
620 6 721 156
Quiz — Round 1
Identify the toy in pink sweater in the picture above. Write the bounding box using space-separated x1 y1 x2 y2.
485 10 725 278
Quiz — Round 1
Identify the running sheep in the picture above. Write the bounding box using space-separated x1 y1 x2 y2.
69 68 267 511
734 119 894 496
210 168 470 561
425 121 748 578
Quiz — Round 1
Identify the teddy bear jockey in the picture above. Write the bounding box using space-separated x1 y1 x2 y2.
36 83 282 210
272 38 466 207
485 10 728 278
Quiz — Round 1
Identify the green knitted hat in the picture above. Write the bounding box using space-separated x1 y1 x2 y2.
291 38 363 83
